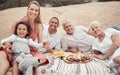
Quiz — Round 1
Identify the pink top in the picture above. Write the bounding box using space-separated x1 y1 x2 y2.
29 23 37 41
29 23 38 54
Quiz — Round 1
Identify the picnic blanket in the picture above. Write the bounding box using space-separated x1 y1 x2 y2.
40 53 115 75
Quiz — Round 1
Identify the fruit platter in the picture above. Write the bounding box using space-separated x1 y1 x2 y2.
63 53 92 64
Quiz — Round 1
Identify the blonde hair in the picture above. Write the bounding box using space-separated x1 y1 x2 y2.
27 0 42 24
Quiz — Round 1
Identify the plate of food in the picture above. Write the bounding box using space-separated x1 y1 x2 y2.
63 53 92 64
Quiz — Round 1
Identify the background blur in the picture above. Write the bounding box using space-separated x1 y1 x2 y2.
0 0 120 10
0 0 120 40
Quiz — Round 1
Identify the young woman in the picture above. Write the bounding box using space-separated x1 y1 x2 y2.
3 1 49 75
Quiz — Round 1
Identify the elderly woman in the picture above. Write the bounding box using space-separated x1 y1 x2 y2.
89 21 120 74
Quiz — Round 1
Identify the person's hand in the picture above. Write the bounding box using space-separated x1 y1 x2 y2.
44 46 53 53
43 41 50 46
43 41 50 49
92 54 105 60
70 48 78 53
46 49 54 53
6 48 13 53
43 41 53 53
3 42 12 49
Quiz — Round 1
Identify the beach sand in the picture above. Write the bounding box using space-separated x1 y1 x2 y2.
0 1 120 40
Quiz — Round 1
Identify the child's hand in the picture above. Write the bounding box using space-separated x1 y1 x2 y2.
43 41 50 49
43 41 50 46
3 42 12 49
43 46 53 53
6 48 13 53
43 41 53 53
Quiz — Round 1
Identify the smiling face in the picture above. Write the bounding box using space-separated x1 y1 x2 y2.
89 21 102 37
63 22 74 35
49 18 59 28
48 17 59 34
27 3 39 21
17 24 28 38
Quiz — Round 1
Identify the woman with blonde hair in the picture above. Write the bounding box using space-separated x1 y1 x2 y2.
2 0 49 75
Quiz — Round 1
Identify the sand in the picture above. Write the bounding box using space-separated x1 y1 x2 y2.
0 1 120 40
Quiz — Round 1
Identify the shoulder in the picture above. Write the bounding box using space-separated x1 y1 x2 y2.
105 28 120 34
43 24 49 32
43 24 49 28
54 32 61 39
6 34 17 41
10 34 17 38
75 25 88 31
61 34 69 40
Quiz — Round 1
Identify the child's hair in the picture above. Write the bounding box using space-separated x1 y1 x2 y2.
14 22 31 38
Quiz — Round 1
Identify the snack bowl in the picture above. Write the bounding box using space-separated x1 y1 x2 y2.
63 53 92 64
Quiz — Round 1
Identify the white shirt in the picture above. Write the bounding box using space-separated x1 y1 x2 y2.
92 28 120 59
43 24 61 50
61 26 95 52
1 34 46 53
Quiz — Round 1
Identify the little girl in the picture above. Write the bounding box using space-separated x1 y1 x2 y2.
0 22 49 75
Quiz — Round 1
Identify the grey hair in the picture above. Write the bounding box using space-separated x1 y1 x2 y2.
90 21 102 27
62 20 71 29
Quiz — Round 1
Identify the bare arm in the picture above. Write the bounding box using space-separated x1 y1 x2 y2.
37 23 43 43
94 34 120 60
9 18 23 36
103 34 120 59
9 16 27 36
9 21 17 36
